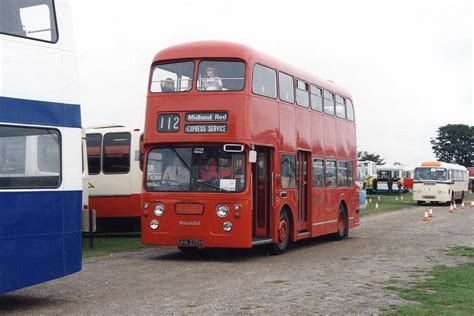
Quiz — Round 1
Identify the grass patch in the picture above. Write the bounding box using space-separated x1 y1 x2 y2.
384 246 474 315
82 234 145 258
362 192 416 216
447 246 474 258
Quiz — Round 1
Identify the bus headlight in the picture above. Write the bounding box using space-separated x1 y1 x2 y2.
216 204 229 218
154 203 165 216
223 221 232 232
150 219 159 230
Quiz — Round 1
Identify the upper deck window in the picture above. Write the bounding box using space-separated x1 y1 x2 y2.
335 95 346 119
252 64 277 98
0 0 58 43
197 60 245 92
310 85 323 112
279 72 294 103
296 80 309 108
150 61 194 93
323 90 335 115
346 99 355 121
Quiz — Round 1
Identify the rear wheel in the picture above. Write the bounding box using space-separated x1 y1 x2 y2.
269 210 290 255
334 205 348 241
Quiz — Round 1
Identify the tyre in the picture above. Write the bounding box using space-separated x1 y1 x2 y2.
269 210 291 255
333 204 348 241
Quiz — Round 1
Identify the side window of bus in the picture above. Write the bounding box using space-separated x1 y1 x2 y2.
252 64 277 98
310 85 323 112
347 161 353 186
281 154 296 188
346 99 355 121
337 161 348 187
296 80 309 108
325 160 337 187
335 95 346 119
0 125 60 189
86 133 102 175
103 132 131 174
323 90 335 115
312 158 324 188
150 61 194 93
0 0 58 42
37 134 60 173
197 60 245 91
278 72 294 103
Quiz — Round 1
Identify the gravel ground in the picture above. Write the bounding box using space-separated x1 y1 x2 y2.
1 204 474 315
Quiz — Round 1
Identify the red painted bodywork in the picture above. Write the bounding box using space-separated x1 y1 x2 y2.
141 41 359 249
89 194 142 218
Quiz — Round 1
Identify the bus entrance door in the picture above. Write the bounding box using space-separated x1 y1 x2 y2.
297 151 310 233
252 147 272 238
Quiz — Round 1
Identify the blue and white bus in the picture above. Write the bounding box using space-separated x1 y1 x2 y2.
1 0 82 294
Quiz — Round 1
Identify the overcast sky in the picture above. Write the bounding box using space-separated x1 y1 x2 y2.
71 0 472 166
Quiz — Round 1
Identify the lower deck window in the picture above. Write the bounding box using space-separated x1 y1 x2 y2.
0 125 61 189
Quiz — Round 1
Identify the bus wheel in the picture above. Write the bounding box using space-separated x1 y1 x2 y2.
178 247 199 257
269 210 290 255
334 205 348 241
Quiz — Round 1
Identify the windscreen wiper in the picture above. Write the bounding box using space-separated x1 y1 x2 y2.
167 145 191 171
192 179 229 192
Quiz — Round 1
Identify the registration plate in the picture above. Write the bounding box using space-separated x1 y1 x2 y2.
178 239 203 247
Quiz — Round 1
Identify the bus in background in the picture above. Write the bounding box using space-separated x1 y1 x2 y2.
376 165 404 194
467 166 474 191
86 125 142 231
141 41 359 254
0 0 82 294
357 161 377 193
402 165 414 192
413 162 469 205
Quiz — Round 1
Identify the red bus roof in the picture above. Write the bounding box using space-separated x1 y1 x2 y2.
152 41 353 99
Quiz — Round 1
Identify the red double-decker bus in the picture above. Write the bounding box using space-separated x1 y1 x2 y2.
141 41 359 254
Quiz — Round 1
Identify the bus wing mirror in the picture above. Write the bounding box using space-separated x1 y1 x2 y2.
249 150 257 163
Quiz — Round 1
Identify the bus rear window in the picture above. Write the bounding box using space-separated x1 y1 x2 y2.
150 61 194 93
197 60 245 92
0 125 61 189
103 132 131 174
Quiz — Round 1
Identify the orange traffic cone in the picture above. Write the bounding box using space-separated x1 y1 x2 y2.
369 197 373 203
422 210 430 221
375 202 379 210
449 204 455 213
471 201 474 208
453 202 457 210
401 195 404 200
461 201 465 209
378 196 381 201
428 207 433 218
395 196 398 201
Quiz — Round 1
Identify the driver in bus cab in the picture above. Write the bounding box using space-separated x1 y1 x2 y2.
160 78 175 92
198 153 218 183
202 66 223 91
162 156 190 185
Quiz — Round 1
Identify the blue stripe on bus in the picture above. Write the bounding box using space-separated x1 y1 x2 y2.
0 96 81 128
0 190 82 294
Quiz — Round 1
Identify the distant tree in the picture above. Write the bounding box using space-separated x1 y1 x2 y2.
430 124 473 167
357 151 386 165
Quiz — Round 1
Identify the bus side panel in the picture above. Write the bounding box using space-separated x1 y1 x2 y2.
0 191 82 294
89 194 142 217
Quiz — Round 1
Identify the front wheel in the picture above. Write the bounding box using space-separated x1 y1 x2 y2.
269 210 290 255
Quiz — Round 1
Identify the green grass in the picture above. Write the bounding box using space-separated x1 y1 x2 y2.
384 247 474 315
82 235 145 258
361 192 416 216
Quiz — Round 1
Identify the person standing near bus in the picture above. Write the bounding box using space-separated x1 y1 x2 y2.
203 66 223 90
198 153 218 183
162 156 190 185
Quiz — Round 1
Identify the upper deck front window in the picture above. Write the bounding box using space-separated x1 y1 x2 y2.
197 60 245 92
150 61 194 93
